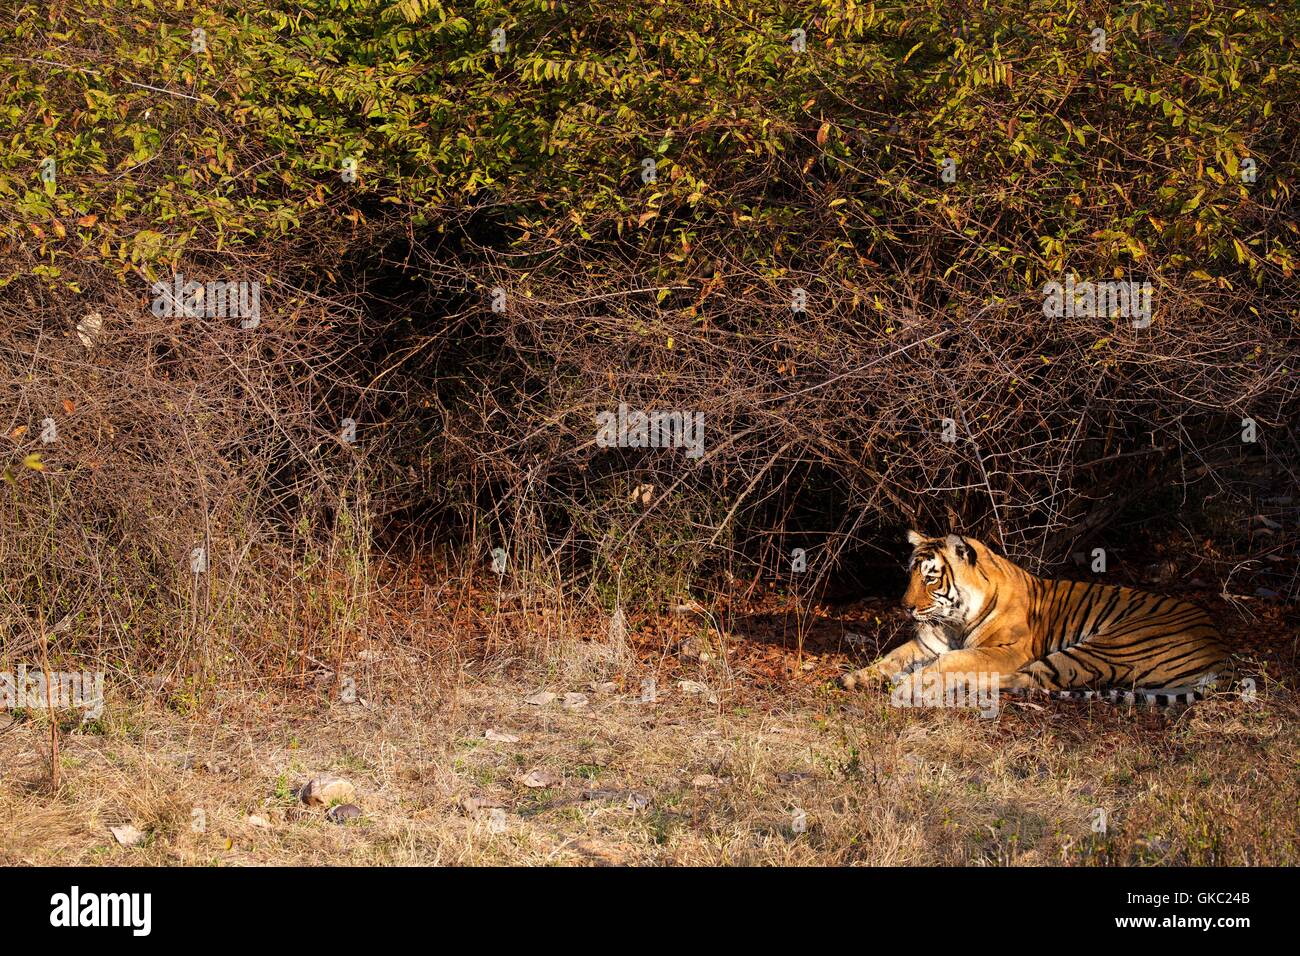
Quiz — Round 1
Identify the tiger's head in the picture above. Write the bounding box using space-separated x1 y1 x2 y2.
903 531 994 632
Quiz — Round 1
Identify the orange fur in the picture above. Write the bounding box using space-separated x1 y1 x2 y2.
840 532 1227 694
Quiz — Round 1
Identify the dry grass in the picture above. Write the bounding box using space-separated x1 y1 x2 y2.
3 633 1296 866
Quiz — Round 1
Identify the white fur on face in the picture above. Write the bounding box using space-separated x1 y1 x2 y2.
915 548 985 630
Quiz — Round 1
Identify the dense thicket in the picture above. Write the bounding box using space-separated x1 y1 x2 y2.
2 1 1297 667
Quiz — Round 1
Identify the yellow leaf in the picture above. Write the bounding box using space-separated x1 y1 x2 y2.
23 453 44 471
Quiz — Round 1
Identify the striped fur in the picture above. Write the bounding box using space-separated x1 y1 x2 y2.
839 531 1228 704
1005 686 1210 709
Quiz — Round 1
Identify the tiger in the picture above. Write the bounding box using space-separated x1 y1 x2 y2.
839 531 1229 706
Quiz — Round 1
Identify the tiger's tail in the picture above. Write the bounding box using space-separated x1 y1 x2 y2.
1006 674 1221 709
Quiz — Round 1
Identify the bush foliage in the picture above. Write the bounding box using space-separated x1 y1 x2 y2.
2 1 1297 663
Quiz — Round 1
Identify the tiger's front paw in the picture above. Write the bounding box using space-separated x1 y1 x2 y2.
838 664 889 692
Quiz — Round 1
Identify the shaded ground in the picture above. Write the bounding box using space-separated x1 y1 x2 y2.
2 590 1296 865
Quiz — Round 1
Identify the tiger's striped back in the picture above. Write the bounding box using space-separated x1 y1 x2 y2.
1018 577 1227 693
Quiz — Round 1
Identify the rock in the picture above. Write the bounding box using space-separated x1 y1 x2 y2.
524 690 556 706
487 808 508 834
521 769 562 789
626 791 651 811
562 692 589 710
298 775 356 806
461 795 505 814
109 824 146 847
246 814 272 829
484 729 520 743
326 803 362 824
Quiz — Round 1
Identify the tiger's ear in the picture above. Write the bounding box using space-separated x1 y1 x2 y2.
906 530 925 547
946 534 976 565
